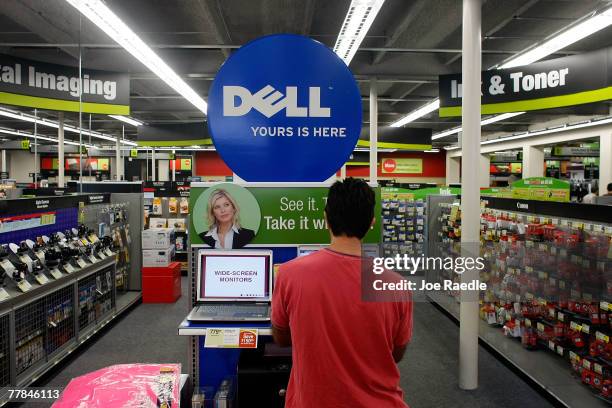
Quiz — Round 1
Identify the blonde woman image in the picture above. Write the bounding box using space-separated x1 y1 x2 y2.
198 189 255 249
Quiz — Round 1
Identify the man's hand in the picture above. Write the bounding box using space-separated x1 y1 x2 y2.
272 325 292 347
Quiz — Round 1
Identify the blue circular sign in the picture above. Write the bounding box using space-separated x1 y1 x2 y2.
208 34 362 182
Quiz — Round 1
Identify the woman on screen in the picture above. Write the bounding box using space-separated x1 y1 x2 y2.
199 189 255 249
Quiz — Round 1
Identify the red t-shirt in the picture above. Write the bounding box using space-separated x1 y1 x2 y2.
272 249 412 408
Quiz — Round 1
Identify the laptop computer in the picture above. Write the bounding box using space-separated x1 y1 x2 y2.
187 249 273 322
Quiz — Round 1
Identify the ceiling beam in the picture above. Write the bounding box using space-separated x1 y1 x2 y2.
192 0 233 58
372 0 428 65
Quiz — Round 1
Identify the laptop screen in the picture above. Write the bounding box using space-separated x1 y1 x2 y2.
197 250 272 302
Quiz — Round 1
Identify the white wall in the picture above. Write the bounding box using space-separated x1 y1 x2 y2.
158 160 170 181
8 150 37 183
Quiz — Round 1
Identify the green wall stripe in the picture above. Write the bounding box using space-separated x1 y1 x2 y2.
0 92 129 115
439 86 612 117
136 138 213 147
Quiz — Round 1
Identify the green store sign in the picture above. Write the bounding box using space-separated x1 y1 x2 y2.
190 183 381 245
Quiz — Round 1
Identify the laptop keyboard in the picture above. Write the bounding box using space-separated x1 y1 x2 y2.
200 304 269 316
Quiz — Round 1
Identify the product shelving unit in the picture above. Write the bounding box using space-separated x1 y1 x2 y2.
143 181 190 273
0 257 118 405
427 195 612 408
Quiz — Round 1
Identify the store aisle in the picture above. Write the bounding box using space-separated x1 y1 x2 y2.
27 282 553 408
401 301 554 408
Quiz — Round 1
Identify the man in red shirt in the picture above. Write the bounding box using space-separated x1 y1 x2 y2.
272 178 412 408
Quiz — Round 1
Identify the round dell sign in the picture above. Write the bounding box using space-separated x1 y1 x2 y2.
208 34 362 182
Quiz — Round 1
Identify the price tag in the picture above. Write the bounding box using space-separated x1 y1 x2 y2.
556 345 564 356
551 218 559 225
525 266 533 273
76 258 87 268
64 263 76 273
538 243 547 251
89 234 99 243
35 250 45 262
537 322 545 332
105 248 114 257
569 351 579 362
601 301 611 312
583 359 592 370
17 280 32 292
582 324 590 334
34 273 48 285
550 247 557 255
89 255 98 264
526 293 534 300
561 220 569 227
559 249 567 258
98 252 107 259
525 240 534 248
50 268 62 279
0 259 15 274
605 226 612 235
557 312 565 322
594 363 603 375
0 288 9 302
204 328 259 349
525 319 532 328
538 298 547 306
548 340 555 351
538 271 547 279
596 332 610 343
559 280 566 290
548 308 556 318
570 321 582 332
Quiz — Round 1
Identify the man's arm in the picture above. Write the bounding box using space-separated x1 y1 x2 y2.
393 344 407 363
272 325 292 347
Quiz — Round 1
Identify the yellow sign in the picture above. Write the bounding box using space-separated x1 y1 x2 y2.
130 149 138 158
380 158 422 174
21 139 30 150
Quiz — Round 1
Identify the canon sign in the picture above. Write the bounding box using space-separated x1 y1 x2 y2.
223 85 331 118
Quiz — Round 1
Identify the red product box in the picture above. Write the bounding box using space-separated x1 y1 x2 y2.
142 262 182 303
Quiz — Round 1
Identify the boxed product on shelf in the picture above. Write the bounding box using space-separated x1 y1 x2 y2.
142 228 176 249
150 218 168 228
142 247 175 267
167 218 187 232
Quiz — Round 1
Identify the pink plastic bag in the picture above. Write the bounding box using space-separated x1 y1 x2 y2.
53 363 181 408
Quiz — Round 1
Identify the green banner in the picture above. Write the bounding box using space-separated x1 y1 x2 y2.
381 186 460 200
511 177 570 202
190 183 381 245
480 187 513 198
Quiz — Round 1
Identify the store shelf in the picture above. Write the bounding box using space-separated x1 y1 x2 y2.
429 291 609 408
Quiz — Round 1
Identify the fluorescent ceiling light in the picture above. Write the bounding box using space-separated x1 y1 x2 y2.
499 7 612 69
424 149 440 153
66 0 208 115
444 116 612 150
0 127 97 148
109 115 143 127
390 99 439 128
334 0 386 65
432 112 525 140
0 106 136 145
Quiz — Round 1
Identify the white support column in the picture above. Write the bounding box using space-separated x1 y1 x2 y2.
600 134 612 195
446 155 460 184
479 154 490 188
522 145 544 179
172 152 176 182
1 150 6 173
58 112 65 187
459 0 481 391
115 134 122 181
369 78 378 184
151 148 156 181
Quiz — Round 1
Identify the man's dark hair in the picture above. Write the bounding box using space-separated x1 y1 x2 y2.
325 178 375 239
608 183 612 193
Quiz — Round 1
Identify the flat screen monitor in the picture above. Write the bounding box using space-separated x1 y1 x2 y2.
196 249 272 302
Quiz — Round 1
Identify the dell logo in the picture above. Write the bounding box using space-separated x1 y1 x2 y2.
223 85 331 118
